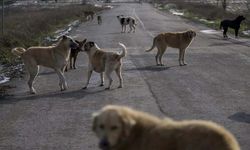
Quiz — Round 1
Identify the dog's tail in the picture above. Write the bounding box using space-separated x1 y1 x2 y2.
11 47 26 57
118 42 127 58
146 37 156 52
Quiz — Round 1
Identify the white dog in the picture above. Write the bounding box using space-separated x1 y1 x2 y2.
82 41 127 90
117 15 137 33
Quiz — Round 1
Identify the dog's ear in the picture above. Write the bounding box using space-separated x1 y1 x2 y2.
121 113 136 137
89 42 95 47
92 112 99 132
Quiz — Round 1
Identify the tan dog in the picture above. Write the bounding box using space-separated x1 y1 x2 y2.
92 105 240 150
82 41 127 90
146 30 196 66
12 35 79 94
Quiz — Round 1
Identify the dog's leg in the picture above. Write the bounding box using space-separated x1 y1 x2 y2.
128 24 132 33
223 27 228 38
124 25 127 33
180 49 187 66
73 54 78 69
235 28 239 38
55 68 67 91
105 69 113 90
70 56 73 69
100 73 104 86
132 24 136 33
27 64 39 94
157 44 166 66
155 51 160 66
83 70 93 89
115 66 123 88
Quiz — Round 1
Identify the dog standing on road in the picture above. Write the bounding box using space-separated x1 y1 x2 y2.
146 30 196 66
12 35 79 94
92 105 240 150
220 15 246 38
117 15 137 33
82 41 127 90
66 39 86 71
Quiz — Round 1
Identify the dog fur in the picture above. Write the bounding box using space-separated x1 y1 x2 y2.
220 15 246 38
146 30 196 66
117 15 137 33
82 41 127 90
92 105 240 150
65 39 86 71
11 35 79 94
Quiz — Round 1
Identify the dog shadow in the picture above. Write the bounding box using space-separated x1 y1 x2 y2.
228 112 250 124
0 88 107 104
125 65 179 72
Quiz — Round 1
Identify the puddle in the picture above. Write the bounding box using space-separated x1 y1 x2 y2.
200 29 220 34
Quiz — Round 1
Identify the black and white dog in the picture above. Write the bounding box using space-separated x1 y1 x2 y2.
117 15 137 33
220 15 246 38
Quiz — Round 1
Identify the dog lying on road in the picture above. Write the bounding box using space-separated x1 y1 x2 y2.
82 41 127 90
146 30 196 66
65 39 86 71
93 105 240 150
12 35 79 94
220 15 246 38
117 15 137 33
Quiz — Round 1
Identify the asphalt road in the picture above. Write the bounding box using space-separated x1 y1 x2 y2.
1 3 250 150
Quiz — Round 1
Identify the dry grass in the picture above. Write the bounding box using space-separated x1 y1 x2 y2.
0 4 103 64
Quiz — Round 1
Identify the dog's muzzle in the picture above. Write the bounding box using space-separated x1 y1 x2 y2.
99 138 110 150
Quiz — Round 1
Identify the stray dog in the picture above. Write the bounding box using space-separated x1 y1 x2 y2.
146 30 196 66
84 11 95 21
92 105 240 150
82 41 127 90
65 39 87 71
220 15 246 38
97 15 102 25
12 35 79 94
117 15 137 33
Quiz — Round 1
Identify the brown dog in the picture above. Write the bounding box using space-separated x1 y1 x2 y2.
82 41 127 90
146 30 196 66
65 39 86 71
92 105 240 150
12 35 79 94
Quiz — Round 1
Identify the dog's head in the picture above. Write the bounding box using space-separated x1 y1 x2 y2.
83 41 98 52
92 105 136 150
61 35 79 49
236 15 246 21
72 39 87 52
185 30 196 39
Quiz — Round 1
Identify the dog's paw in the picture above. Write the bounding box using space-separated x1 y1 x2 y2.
118 85 123 88
99 83 104 87
105 87 111 90
82 86 87 89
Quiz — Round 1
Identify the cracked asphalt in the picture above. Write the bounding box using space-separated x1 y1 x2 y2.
1 3 250 150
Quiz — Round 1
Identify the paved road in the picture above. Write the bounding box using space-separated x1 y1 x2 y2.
1 3 250 150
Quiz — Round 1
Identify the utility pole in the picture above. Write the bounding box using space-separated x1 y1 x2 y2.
2 0 4 35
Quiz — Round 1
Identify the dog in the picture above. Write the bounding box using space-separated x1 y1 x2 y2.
117 15 137 33
84 11 95 21
146 30 196 66
92 105 240 150
97 15 102 25
220 15 246 38
65 39 86 71
11 35 79 94
82 41 127 90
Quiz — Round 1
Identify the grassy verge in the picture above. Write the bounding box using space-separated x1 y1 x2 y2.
0 4 103 66
155 2 250 38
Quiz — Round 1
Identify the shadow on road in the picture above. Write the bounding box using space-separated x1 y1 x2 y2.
0 88 106 104
125 65 180 72
228 112 250 124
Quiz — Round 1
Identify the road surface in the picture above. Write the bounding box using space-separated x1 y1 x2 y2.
1 3 250 150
